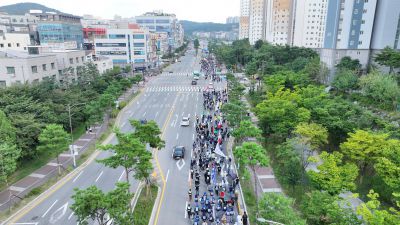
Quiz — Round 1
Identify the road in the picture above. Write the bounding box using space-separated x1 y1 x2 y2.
4 46 224 225
153 48 226 225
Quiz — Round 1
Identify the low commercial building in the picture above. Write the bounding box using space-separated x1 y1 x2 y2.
94 27 150 69
0 33 31 51
91 55 113 74
0 49 58 87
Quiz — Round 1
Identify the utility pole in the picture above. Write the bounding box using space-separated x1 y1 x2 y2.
67 104 77 168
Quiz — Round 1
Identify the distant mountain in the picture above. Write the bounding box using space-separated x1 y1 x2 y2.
0 2 64 15
181 20 238 35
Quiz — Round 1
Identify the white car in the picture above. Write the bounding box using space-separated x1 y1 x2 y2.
208 82 214 90
180 117 190 126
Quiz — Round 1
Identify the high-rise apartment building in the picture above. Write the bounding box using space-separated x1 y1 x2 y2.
239 0 251 39
249 0 266 45
292 0 328 48
264 0 294 45
320 0 378 71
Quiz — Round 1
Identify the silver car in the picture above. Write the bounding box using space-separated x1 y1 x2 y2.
180 117 190 126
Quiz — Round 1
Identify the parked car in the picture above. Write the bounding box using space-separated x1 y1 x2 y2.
172 146 185 159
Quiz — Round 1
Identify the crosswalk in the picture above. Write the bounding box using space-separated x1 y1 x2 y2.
145 86 224 93
162 72 196 76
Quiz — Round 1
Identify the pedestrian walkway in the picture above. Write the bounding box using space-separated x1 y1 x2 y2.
240 95 282 197
0 84 140 212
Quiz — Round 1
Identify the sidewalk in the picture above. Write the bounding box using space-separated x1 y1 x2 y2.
240 96 282 198
0 84 139 212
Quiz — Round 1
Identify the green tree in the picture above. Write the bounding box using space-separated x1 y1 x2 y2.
258 193 306 225
308 151 359 195
340 130 389 184
232 120 261 143
374 139 400 194
374 46 400 74
359 71 399 110
301 190 362 225
254 39 264 50
356 190 400 225
129 120 165 149
256 89 311 138
221 101 249 128
98 130 146 184
235 142 268 213
71 182 134 225
274 140 302 192
193 39 200 54
294 122 328 151
0 110 16 145
332 69 359 93
336 56 361 72
37 124 69 175
0 143 20 200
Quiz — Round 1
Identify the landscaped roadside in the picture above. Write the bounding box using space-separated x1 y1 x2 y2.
133 185 158 225
211 39 400 225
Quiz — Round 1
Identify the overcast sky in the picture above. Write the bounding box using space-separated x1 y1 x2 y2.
1 0 240 23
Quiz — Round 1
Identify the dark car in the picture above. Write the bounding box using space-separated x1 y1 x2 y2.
169 71 173 73
191 80 197 85
172 146 185 159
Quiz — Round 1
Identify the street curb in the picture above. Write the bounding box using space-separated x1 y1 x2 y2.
147 185 161 225
131 182 144 211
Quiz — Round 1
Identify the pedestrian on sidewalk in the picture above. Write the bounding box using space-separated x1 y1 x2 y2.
188 188 193 201
242 211 248 225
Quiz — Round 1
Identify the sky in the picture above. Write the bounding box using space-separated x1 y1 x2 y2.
1 0 240 23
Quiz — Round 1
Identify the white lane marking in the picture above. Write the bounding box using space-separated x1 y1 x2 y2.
188 169 191 182
176 159 185 170
49 202 69 223
155 111 159 118
143 112 147 117
192 134 195 140
170 120 175 127
176 133 179 140
10 223 39 225
184 201 188 218
68 212 74 220
42 199 58 218
72 171 83 183
95 171 104 182
118 170 125 182
165 169 170 183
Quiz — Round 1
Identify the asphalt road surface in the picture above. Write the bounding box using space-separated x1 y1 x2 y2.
4 47 225 225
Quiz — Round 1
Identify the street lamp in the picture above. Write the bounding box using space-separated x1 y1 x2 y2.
67 103 86 168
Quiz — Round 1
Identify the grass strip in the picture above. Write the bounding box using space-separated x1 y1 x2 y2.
133 185 158 225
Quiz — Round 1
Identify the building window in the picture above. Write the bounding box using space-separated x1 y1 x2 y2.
31 66 38 73
109 34 126 39
81 56 84 62
76 57 79 63
133 43 145 47
6 67 15 74
42 64 47 71
0 81 6 87
8 43 11 47
0 44 3 48
133 34 145 39
16 43 20 47
51 63 55 69
69 58 73 64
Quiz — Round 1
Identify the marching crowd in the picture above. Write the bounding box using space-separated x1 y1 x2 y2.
186 86 248 225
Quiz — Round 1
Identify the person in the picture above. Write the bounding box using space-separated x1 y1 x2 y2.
242 211 248 225
187 204 192 219
188 188 193 201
